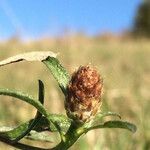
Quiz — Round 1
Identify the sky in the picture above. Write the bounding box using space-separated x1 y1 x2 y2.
0 0 141 39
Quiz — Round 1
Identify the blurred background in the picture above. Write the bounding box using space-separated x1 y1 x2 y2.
0 0 150 149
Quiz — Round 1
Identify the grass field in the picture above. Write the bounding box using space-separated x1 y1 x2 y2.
0 35 149 150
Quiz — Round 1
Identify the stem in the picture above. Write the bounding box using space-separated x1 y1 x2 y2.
52 122 86 150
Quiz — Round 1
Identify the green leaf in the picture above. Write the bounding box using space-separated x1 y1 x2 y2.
24 115 71 134
13 80 45 142
83 112 121 129
47 114 71 133
0 88 49 118
30 115 70 133
0 85 52 141
35 115 71 133
0 80 45 142
43 57 70 95
0 121 32 141
96 112 121 119
0 85 71 142
90 111 121 126
38 80 45 104
0 114 71 142
87 120 137 133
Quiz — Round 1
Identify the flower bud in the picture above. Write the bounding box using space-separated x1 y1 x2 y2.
65 66 103 123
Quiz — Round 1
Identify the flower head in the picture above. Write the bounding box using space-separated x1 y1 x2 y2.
65 65 103 123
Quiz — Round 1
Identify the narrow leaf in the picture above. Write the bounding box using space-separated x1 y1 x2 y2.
13 80 45 142
0 114 71 139
84 112 121 129
87 120 137 133
47 114 71 133
38 80 44 104
0 81 45 142
0 120 32 141
96 112 121 119
0 88 48 117
0 51 57 67
0 89 71 138
91 111 121 125
43 57 70 95
30 115 71 133
0 136 49 150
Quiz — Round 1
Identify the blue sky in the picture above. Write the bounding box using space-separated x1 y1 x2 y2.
0 0 141 39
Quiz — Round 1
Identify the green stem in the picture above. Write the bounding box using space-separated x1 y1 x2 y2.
52 122 85 150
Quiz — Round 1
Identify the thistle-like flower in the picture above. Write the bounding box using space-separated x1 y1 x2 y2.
65 65 103 123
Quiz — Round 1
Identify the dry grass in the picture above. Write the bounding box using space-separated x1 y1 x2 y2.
0 35 149 150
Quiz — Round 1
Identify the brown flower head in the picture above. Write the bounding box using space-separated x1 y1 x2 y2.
65 65 103 123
